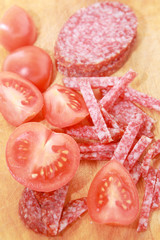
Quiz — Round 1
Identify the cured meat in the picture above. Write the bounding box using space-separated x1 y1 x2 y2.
19 188 46 234
100 107 120 129
129 162 142 185
99 70 136 110
58 198 88 232
57 39 135 77
108 99 155 138
65 125 123 142
33 184 69 236
63 76 119 91
124 136 152 171
141 140 160 179
123 87 160 112
152 169 160 209
19 185 69 236
55 2 137 76
112 114 143 164
78 79 112 142
78 142 118 153
80 151 113 161
137 168 157 232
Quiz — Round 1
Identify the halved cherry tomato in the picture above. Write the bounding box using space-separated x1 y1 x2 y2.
87 160 139 225
0 71 43 126
0 6 37 51
6 122 80 192
2 46 53 92
43 84 89 128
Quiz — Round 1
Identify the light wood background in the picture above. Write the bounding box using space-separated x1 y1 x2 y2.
0 0 160 240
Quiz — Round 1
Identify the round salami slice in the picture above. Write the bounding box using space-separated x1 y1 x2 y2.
56 38 135 77
54 2 137 76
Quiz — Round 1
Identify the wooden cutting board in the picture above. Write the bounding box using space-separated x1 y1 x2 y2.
0 0 160 239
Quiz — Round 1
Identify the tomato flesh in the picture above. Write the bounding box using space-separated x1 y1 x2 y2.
0 71 43 126
2 46 53 92
0 6 37 51
43 84 89 128
87 160 139 225
6 122 80 192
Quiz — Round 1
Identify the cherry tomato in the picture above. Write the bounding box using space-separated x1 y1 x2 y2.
87 160 139 225
43 84 89 128
0 6 37 51
6 122 80 192
0 71 43 126
2 46 53 92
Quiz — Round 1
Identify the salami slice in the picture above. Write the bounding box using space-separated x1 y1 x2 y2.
112 114 143 164
101 107 120 129
19 188 46 234
58 197 88 233
78 79 112 142
33 184 69 236
80 151 113 161
99 70 136 110
65 125 123 142
123 87 160 112
78 142 118 153
141 140 160 179
63 76 119 91
124 136 152 171
137 167 157 232
19 185 69 236
55 2 137 77
129 162 142 185
108 98 155 138
57 39 135 77
152 169 160 209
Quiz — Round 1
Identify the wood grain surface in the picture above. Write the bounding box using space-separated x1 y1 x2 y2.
0 0 160 240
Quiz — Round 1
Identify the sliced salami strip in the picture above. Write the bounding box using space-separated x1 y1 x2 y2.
129 162 142 185
99 70 136 110
112 114 143 164
124 136 152 171
80 151 113 161
78 142 118 153
58 197 88 233
101 107 121 129
65 125 123 142
141 140 160 179
108 99 155 138
137 167 157 232
19 185 69 236
123 87 160 112
63 76 119 91
152 170 160 209
33 184 69 236
78 80 112 143
19 188 46 234
55 2 137 77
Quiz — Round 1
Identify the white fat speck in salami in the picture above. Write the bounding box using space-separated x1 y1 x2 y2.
58 197 88 233
55 2 137 76
152 170 160 209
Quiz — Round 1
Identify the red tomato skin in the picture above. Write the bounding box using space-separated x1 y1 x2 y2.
0 71 43 126
6 122 80 192
2 46 54 92
43 84 89 128
87 160 139 226
0 6 37 51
